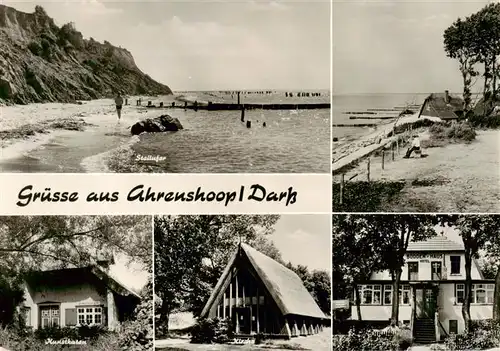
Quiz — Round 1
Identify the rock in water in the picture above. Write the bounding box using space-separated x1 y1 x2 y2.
131 115 183 135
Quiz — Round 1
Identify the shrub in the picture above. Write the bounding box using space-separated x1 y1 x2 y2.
332 328 402 351
28 41 43 56
427 121 476 147
190 317 233 344
117 281 153 351
444 320 500 350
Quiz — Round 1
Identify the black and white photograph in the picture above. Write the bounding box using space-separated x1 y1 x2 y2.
332 214 500 351
153 215 331 350
332 0 500 212
0 0 330 173
0 215 152 351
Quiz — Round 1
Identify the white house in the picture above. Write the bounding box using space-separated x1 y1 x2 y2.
351 236 494 343
20 261 141 331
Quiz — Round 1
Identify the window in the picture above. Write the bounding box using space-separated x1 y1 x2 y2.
40 305 60 328
384 285 392 305
471 284 494 304
399 285 411 305
450 256 461 275
432 262 442 280
381 284 411 305
449 320 458 334
360 285 382 305
455 284 494 304
456 284 464 304
77 306 103 326
408 262 419 280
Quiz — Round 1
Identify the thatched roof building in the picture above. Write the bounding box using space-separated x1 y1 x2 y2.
419 91 463 120
200 243 328 339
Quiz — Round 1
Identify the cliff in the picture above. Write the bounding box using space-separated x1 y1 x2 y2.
0 5 172 104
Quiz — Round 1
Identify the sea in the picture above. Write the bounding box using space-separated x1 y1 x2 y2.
332 93 428 147
0 90 331 173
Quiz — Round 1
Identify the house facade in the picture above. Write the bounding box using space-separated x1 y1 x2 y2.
21 263 141 331
351 236 494 343
200 243 329 339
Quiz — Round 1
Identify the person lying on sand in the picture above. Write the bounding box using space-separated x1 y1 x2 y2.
403 135 421 158
115 93 124 120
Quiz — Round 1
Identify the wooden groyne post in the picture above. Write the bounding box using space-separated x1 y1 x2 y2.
237 92 241 105
381 150 385 170
241 105 245 122
159 102 164 108
367 158 371 182
339 174 344 205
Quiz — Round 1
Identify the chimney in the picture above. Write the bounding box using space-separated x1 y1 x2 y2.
95 252 115 272
445 90 450 103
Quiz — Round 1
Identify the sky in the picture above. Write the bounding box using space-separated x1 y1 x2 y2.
109 252 149 293
333 0 496 94
271 214 330 272
4 0 330 91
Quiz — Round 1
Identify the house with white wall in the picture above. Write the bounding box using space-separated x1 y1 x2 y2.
20 260 141 331
351 236 494 343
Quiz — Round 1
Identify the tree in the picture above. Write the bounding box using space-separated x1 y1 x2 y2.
153 215 281 334
373 215 437 326
438 215 500 331
332 214 386 321
333 215 437 325
470 4 500 107
0 216 150 273
0 215 151 327
285 263 331 315
444 17 478 113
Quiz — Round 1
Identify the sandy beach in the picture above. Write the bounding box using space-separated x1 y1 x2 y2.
1 91 330 173
0 96 160 172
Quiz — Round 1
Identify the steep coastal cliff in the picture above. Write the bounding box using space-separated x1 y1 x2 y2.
0 5 172 104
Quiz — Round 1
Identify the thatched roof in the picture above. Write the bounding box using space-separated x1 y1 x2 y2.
421 93 463 120
201 243 327 320
24 265 141 299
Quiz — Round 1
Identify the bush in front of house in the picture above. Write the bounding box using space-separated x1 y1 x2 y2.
190 317 233 344
116 285 154 351
444 320 500 350
332 327 412 351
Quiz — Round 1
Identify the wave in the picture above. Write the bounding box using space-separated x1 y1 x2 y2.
80 135 140 172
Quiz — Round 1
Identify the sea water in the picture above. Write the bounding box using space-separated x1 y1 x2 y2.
1 91 330 173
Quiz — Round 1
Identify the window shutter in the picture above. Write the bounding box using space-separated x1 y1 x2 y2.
65 308 77 326
103 307 108 326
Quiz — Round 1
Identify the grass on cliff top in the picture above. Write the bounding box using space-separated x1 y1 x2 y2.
332 181 406 212
423 120 476 148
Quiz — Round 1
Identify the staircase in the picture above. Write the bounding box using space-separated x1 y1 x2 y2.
413 318 436 344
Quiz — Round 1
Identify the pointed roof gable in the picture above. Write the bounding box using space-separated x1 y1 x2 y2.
201 243 327 320
407 236 464 252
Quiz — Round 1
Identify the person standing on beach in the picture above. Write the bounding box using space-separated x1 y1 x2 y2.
115 93 124 120
404 135 421 158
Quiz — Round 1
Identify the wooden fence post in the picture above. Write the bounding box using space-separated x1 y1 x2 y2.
339 174 344 205
381 150 385 170
367 158 371 182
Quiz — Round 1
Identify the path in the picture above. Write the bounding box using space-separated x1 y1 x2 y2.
339 130 500 212
155 329 331 351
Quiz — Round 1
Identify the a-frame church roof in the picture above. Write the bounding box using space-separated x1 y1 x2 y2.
201 243 328 320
